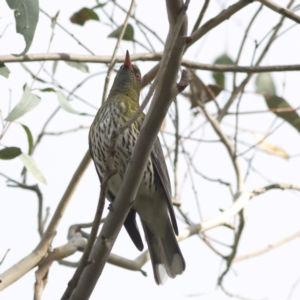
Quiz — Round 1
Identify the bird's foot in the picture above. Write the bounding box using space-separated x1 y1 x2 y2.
108 203 114 211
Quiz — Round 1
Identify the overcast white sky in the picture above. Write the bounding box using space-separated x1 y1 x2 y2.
1 1 300 299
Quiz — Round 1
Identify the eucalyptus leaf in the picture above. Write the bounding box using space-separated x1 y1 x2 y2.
40 87 56 93
264 95 300 132
255 73 276 96
6 84 41 121
0 147 22 160
108 24 134 41
212 53 234 89
65 61 89 73
19 153 47 184
253 132 289 160
70 7 99 26
52 61 58 75
292 4 300 12
56 91 91 116
6 0 39 56
21 124 33 155
94 2 107 9
0 63 10 78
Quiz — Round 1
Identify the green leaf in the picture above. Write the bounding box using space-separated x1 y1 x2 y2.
94 2 107 9
292 4 300 12
255 73 276 96
0 147 22 160
56 91 92 116
65 61 89 73
6 0 39 56
19 153 47 184
52 61 58 75
21 124 33 155
5 84 41 121
0 63 10 78
212 53 234 89
265 95 300 132
70 7 99 26
108 24 134 41
40 87 56 93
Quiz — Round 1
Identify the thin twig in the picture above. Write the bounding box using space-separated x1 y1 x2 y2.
0 249 10 266
218 0 294 122
44 126 89 136
233 229 300 263
259 0 300 23
191 0 210 34
40 8 95 55
233 4 263 88
0 151 91 291
0 173 45 237
101 0 137 103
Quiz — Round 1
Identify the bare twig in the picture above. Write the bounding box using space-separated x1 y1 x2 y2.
251 183 300 196
233 230 300 263
0 151 91 291
287 274 300 300
101 0 136 103
40 8 95 55
113 1 164 45
233 4 263 88
173 99 180 202
0 173 45 237
259 0 300 23
218 0 294 122
44 126 89 136
200 107 244 191
0 249 10 267
189 0 252 46
191 0 210 34
61 169 117 300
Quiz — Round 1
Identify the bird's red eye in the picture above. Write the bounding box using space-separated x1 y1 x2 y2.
136 73 141 80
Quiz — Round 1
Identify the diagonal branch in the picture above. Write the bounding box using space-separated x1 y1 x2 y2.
259 0 300 23
189 0 253 46
233 230 300 263
0 151 91 291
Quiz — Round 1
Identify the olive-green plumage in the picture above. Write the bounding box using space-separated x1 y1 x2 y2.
89 51 185 284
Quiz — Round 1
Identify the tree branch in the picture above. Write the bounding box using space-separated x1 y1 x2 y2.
189 0 253 46
0 151 91 290
259 0 300 23
2 52 300 73
233 230 300 263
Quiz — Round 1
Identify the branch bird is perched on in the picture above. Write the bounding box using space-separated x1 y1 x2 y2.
89 51 185 284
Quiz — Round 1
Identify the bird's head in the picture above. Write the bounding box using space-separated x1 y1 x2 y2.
109 50 141 102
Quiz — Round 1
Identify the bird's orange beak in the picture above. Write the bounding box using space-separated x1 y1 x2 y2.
123 50 133 70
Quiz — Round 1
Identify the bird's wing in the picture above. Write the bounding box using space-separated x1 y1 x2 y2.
136 117 178 234
151 136 179 235
88 133 144 251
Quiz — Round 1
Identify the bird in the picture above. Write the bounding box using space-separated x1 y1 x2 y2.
89 50 185 284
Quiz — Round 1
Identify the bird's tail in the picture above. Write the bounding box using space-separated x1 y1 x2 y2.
141 220 185 285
